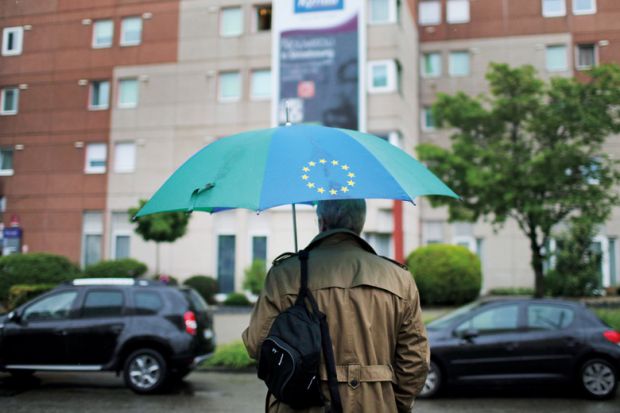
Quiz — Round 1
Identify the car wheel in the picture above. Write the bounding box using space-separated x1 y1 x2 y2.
123 349 168 394
419 360 442 398
580 358 618 400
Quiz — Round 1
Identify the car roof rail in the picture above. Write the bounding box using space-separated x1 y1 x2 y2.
71 278 160 287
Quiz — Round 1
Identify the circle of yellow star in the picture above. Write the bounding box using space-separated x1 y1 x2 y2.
309 161 316 167
340 186 349 193
329 189 338 195
302 166 310 172
331 160 339 166
307 182 315 188
347 180 355 186
348 172 355 178
341 165 349 171
319 159 327 164
301 174 309 180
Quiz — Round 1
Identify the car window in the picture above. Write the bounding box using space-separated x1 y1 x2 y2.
455 304 519 335
183 289 208 312
82 290 124 318
426 301 480 331
23 291 78 322
133 291 163 315
527 304 575 330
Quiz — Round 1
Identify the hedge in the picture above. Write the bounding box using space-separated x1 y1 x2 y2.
223 292 252 306
8 284 56 309
83 258 147 278
184 275 218 305
204 341 256 369
407 244 482 306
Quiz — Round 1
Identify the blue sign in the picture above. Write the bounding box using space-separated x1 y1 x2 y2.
3 227 22 239
295 0 344 13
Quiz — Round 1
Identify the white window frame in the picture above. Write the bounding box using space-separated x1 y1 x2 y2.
0 147 14 176
250 69 271 101
421 107 436 132
420 52 442 78
367 60 397 94
120 16 142 46
113 141 136 173
449 50 471 77
82 211 104 267
447 0 470 24
2 26 23 56
546 44 568 72
418 1 441 26
368 0 398 25
89 80 110 110
218 71 242 102
92 19 114 49
220 7 244 37
84 143 107 174
111 230 132 259
572 0 596 15
0 87 19 115
575 43 597 71
453 235 476 253
542 0 567 17
117 78 139 108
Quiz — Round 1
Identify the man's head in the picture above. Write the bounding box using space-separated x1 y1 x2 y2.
316 199 366 235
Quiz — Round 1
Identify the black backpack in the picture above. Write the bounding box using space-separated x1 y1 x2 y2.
257 249 343 413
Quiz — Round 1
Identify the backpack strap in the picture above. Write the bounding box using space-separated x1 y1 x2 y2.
297 250 343 413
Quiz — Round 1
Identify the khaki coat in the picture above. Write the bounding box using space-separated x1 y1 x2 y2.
242 229 430 413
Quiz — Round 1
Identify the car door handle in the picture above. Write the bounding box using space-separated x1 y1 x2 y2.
54 330 68 336
505 343 519 351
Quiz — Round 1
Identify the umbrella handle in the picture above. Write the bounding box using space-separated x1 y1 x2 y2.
187 183 215 213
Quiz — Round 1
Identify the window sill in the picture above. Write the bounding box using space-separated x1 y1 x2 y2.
84 170 107 175
114 169 135 174
368 88 397 94
218 97 242 103
542 13 566 18
0 111 18 116
576 65 594 71
573 10 596 16
447 20 471 25
118 104 138 109
0 169 15 176
1 51 22 56
220 33 243 38
92 44 113 49
88 106 110 111
368 20 397 26
250 96 271 101
120 42 141 47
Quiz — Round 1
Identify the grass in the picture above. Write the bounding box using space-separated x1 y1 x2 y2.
204 341 256 369
594 308 620 331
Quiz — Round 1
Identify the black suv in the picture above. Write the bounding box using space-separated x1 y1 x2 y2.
0 278 216 394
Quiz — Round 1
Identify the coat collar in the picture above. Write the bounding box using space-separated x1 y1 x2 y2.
306 228 377 255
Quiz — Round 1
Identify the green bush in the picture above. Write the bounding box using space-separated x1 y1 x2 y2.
0 253 80 305
223 292 252 306
243 260 266 295
407 244 482 306
184 275 218 305
488 287 534 296
594 309 620 331
83 258 147 278
8 284 56 309
204 341 256 369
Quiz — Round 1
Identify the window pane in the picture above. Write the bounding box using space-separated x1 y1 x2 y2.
91 81 110 108
1 148 14 170
121 17 142 45
2 88 18 113
422 108 435 130
528 305 575 330
449 51 470 76
447 0 470 23
256 5 272 31
252 236 267 263
422 52 441 77
93 20 113 47
370 0 390 23
221 8 243 36
84 234 102 266
118 79 139 107
114 142 136 172
134 291 163 315
543 0 566 16
115 235 130 259
573 0 595 13
218 235 236 293
546 45 568 71
86 143 107 173
251 70 271 99
82 291 124 317
456 305 519 333
419 1 441 25
219 72 241 100
372 64 388 87
577 44 595 69
3 27 23 55
23 291 78 322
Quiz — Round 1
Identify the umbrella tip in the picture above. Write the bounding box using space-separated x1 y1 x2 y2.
131 215 138 222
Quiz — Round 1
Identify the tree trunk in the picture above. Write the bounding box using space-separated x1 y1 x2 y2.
156 242 160 276
528 228 545 298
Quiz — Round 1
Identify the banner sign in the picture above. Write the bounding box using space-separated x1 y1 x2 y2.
272 0 365 131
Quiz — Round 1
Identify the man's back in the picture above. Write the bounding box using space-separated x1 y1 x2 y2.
243 230 429 413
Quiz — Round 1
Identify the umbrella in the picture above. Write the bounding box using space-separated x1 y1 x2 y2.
135 124 458 249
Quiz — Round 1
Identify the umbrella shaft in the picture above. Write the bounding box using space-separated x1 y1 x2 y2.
292 204 298 253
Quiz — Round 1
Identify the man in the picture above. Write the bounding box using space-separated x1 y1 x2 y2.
243 199 429 412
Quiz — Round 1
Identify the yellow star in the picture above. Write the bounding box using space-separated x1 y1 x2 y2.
319 159 327 164
302 166 310 172
331 160 339 166
301 174 309 180
307 182 315 188
329 189 338 195
309 161 316 167
347 180 355 186
341 165 349 171
317 187 325 194
348 172 355 178
340 186 349 193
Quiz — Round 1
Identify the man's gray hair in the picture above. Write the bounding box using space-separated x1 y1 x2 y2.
316 199 366 235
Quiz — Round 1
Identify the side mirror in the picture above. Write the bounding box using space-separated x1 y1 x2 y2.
7 311 21 323
457 328 479 341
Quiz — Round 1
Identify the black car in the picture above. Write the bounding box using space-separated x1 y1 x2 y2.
421 298 620 399
0 278 216 394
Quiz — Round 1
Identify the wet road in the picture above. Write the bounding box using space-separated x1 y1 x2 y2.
1 371 619 412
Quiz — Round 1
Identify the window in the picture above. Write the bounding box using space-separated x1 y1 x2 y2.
218 235 236 293
528 305 575 330
92 19 114 48
89 80 110 110
449 51 470 77
447 0 470 24
542 0 566 17
85 143 107 174
120 17 142 46
134 291 164 315
118 78 139 108
0 147 14 175
251 69 271 100
219 71 242 101
368 60 398 93
220 7 243 37
421 52 441 78
1 87 19 115
23 291 78 322
113 142 136 173
455 305 519 335
573 0 596 15
546 45 568 72
365 232 392 257
421 107 435 131
111 211 131 259
369 0 397 24
2 26 23 56
255 4 272 31
423 221 444 244
418 1 441 25
252 235 267 263
82 211 103 267
82 290 124 318
576 44 596 70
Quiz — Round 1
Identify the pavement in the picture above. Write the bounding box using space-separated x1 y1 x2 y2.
1 371 619 412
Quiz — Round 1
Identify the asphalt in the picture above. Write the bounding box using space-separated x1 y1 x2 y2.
1 371 619 413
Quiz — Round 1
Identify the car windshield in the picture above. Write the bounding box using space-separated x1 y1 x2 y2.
426 301 481 331
183 289 208 313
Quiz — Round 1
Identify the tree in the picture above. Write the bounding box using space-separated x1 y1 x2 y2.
417 63 620 297
128 199 191 275
243 259 266 295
